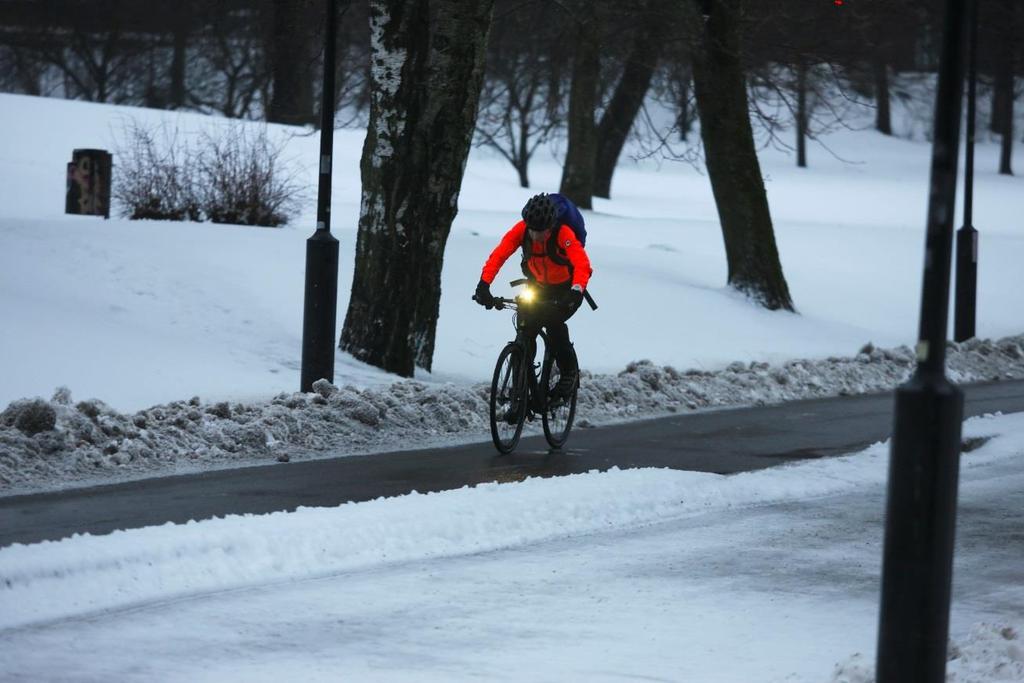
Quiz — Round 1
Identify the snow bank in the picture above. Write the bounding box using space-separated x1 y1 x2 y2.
3 334 1024 493
831 624 1024 682
2 412 1022 634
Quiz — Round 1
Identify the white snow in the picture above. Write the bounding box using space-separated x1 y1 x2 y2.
3 335 1024 494
2 91 1024 491
1 411 1022 681
2 84 1023 681
1 92 1023 415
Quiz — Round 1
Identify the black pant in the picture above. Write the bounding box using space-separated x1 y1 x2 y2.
521 284 582 380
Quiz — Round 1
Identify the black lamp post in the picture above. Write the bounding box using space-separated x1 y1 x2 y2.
300 0 340 393
875 0 967 681
954 0 979 342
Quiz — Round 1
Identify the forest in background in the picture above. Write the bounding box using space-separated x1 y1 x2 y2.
0 1 1019 154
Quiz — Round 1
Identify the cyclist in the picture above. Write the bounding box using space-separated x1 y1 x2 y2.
474 193 592 404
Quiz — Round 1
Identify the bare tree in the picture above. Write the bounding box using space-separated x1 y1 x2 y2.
690 0 794 311
593 0 674 198
0 44 44 95
474 2 563 188
873 58 892 135
187 7 269 119
744 0 867 168
167 11 190 109
990 0 1018 175
646 50 697 145
266 0 317 125
671 61 696 141
35 14 147 103
842 0 925 136
330 0 371 126
558 1 601 209
340 0 494 376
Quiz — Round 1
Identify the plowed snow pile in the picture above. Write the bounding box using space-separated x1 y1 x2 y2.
3 334 1023 494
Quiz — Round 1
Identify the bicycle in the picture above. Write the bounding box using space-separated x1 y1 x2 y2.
475 278 595 454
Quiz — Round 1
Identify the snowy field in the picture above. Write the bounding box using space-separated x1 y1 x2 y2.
0 91 1022 415
2 87 1024 682
2 92 1024 491
2 412 1022 682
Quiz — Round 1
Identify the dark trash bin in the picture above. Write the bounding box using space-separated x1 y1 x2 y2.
66 149 112 218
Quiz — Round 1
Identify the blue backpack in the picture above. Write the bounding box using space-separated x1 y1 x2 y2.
549 193 587 246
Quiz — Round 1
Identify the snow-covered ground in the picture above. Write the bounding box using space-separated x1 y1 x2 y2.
1 91 1023 491
2 85 1024 681
1 91 1022 413
2 411 1023 682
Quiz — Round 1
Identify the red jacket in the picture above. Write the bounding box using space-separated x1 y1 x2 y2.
480 220 592 289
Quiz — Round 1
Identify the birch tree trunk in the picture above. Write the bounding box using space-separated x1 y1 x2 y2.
339 0 494 375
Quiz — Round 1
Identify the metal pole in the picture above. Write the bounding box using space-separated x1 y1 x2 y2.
954 0 979 342
875 0 967 681
300 0 340 392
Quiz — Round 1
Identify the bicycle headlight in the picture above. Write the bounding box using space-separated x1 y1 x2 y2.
519 286 535 304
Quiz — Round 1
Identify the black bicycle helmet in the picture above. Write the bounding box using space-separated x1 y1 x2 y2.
521 193 557 232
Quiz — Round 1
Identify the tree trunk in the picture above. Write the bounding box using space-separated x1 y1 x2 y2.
516 117 530 187
691 0 794 311
873 58 892 135
516 161 529 188
593 8 666 199
998 91 1014 175
267 0 316 126
13 49 41 96
340 0 494 376
169 21 187 109
795 59 807 168
990 83 1005 135
677 63 693 141
991 59 1013 142
994 1 1016 175
558 12 600 209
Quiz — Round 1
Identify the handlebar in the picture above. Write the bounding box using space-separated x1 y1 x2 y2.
472 280 598 311
471 293 596 311
472 294 515 310
509 277 597 310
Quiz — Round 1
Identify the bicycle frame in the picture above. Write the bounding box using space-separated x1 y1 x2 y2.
479 278 583 453
492 294 556 410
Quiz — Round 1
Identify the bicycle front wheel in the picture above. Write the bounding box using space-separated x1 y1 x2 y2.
489 343 528 454
541 349 578 449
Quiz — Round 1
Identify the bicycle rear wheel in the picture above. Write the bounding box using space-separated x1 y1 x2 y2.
541 349 578 449
489 343 528 454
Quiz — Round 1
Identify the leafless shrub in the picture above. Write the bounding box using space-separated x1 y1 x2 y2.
113 118 304 227
113 119 201 221
194 125 303 228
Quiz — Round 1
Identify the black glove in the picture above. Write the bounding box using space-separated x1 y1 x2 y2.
474 280 494 309
566 286 584 310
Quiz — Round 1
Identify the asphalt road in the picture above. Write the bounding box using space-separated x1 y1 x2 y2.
3 379 1024 547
